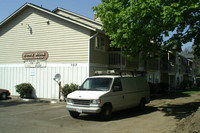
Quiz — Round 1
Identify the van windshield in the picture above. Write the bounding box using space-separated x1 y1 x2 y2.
79 78 113 91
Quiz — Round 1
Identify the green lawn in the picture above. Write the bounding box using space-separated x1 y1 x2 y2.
167 87 200 99
181 87 200 95
172 87 200 96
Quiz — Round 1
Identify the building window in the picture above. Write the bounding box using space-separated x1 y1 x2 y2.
95 36 105 51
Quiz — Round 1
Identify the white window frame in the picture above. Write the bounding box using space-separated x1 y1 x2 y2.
95 36 106 51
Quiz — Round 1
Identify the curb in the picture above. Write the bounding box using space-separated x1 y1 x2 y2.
11 96 65 104
22 98 65 104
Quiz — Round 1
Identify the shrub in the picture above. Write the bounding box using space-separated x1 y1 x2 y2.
61 83 79 99
70 83 79 92
149 82 156 94
157 82 169 93
16 83 34 98
180 80 193 89
149 82 169 94
196 79 200 87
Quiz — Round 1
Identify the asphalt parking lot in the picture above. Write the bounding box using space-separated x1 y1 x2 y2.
0 96 179 133
1 93 200 133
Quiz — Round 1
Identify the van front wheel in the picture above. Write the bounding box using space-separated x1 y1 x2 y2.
100 104 112 121
69 111 80 118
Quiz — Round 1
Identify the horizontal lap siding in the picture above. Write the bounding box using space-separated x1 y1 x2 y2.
0 7 90 64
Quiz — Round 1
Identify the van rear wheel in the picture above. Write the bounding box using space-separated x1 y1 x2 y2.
69 111 80 118
100 104 112 121
139 98 146 110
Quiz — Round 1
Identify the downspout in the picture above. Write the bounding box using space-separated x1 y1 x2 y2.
88 31 99 77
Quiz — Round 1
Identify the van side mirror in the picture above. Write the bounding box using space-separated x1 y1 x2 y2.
113 86 121 92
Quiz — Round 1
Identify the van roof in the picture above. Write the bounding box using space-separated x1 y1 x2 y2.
94 70 147 78
90 75 120 78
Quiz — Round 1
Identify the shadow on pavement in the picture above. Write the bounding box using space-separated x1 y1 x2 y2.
150 90 200 120
0 97 52 108
159 101 200 120
112 106 158 121
76 106 158 122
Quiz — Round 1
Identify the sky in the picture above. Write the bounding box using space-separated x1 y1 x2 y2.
0 0 101 23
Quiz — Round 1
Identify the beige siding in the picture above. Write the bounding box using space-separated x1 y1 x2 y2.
0 7 90 64
55 10 102 30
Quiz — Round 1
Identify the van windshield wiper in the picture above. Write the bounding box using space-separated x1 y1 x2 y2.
88 88 107 91
78 88 104 91
78 88 88 90
78 88 97 91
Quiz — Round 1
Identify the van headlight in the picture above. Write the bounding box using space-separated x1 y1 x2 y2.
91 99 101 104
67 98 73 103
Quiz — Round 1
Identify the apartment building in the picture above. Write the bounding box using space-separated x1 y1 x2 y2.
0 3 197 99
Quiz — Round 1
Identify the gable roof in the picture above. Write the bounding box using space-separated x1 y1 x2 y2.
53 7 102 27
0 3 103 32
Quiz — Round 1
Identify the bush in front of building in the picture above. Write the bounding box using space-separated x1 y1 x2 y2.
149 82 169 94
61 83 79 99
149 82 156 94
16 83 34 99
157 82 169 93
196 79 200 87
179 80 193 90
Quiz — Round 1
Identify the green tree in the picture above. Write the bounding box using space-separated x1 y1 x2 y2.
93 0 200 59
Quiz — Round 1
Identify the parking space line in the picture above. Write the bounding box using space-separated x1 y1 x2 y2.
50 115 69 121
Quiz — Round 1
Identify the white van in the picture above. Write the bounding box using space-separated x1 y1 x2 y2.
66 72 150 120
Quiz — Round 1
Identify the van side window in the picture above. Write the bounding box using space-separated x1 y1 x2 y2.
112 78 122 92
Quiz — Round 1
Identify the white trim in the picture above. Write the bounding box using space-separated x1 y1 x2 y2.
47 63 88 67
0 64 24 67
88 32 99 76
0 63 88 67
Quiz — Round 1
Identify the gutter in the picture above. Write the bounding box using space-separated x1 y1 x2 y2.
88 31 99 77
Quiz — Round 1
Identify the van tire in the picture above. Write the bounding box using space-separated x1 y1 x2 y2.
139 98 146 110
69 111 80 118
100 104 112 121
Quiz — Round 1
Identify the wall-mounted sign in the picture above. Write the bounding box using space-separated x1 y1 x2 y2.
24 60 47 68
22 51 48 60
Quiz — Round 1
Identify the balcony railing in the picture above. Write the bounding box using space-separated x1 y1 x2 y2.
109 52 126 68
108 51 194 75
160 61 177 73
108 51 139 69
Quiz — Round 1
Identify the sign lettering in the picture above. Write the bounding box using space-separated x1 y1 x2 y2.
22 51 48 60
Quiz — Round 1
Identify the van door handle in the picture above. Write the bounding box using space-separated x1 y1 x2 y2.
122 95 124 99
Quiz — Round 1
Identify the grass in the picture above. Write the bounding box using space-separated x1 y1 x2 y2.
181 87 200 95
170 87 200 97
